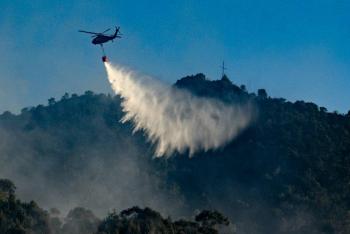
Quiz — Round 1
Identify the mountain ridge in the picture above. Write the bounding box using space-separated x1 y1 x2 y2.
0 74 349 233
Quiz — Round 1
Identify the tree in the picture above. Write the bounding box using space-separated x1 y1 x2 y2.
0 179 16 195
320 107 328 113
48 97 56 106
61 207 100 234
258 89 268 98
0 180 51 234
20 107 30 114
1 111 13 119
195 210 230 228
84 90 94 96
240 85 247 92
62 92 70 100
96 207 231 234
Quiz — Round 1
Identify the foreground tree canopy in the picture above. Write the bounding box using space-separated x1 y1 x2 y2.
0 179 230 234
97 206 230 234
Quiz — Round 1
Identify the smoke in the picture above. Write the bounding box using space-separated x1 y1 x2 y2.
0 62 251 220
104 62 253 156
0 123 185 218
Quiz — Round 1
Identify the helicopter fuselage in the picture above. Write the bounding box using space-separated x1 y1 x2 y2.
92 35 115 45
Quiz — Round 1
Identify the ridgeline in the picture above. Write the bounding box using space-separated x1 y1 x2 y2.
0 74 349 234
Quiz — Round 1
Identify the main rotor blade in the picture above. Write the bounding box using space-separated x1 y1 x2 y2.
78 30 99 35
101 28 111 34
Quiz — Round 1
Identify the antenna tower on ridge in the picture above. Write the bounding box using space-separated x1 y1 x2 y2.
221 61 227 77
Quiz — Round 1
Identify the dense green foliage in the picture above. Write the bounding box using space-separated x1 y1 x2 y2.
96 206 230 234
0 179 51 234
171 75 350 233
0 179 229 234
0 74 349 233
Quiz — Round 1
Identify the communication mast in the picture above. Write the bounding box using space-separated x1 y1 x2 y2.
221 61 227 77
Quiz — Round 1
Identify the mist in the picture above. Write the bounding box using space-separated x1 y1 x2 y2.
105 62 253 156
0 62 252 220
0 114 185 218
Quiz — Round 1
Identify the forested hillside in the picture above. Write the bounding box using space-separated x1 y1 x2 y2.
0 179 229 234
0 74 349 234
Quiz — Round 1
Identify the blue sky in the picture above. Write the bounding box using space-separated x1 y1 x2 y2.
0 0 349 113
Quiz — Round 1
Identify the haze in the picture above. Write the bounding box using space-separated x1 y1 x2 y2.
0 0 349 113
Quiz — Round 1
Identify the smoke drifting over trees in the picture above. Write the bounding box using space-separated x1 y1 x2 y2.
0 179 231 234
0 92 186 217
0 71 349 233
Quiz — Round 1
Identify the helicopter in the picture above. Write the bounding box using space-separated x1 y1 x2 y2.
79 26 122 62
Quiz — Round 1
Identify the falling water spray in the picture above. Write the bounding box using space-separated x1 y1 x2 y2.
104 62 253 157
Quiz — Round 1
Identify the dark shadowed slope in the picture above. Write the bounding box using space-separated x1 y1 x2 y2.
0 74 349 234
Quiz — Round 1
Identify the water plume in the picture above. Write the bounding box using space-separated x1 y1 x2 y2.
104 62 252 157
